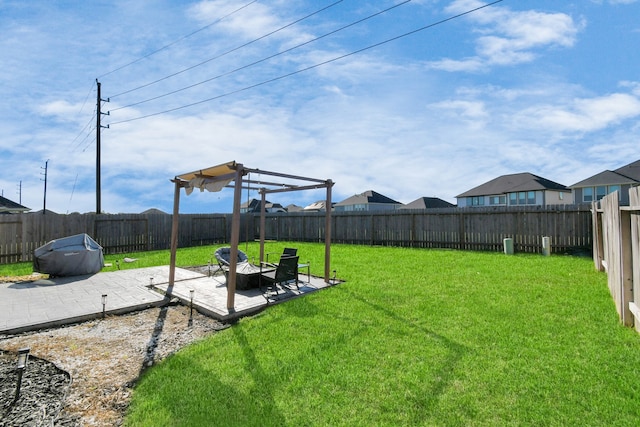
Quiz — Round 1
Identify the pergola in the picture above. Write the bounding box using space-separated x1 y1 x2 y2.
168 161 334 311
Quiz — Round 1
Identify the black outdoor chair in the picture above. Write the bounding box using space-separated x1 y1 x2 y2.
264 247 297 266
260 255 299 296
214 247 249 276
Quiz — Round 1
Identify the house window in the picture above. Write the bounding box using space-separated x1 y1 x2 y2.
508 191 537 206
583 187 593 202
609 185 620 194
518 192 526 205
527 191 536 205
489 195 506 205
596 186 607 200
467 196 484 206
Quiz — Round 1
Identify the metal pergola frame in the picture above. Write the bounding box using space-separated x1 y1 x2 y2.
169 161 334 311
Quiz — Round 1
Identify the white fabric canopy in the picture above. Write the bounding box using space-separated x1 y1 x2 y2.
185 177 233 195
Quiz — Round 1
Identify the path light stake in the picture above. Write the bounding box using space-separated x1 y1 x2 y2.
101 294 107 318
189 289 195 322
332 270 337 285
14 347 30 403
149 277 154 288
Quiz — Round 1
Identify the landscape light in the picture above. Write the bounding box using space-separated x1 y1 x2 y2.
189 289 195 321
14 347 30 402
101 294 107 318
17 347 30 369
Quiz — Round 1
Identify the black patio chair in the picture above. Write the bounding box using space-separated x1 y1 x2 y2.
264 247 297 266
260 255 299 296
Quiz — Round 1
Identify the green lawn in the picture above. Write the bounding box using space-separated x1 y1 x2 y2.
117 243 640 427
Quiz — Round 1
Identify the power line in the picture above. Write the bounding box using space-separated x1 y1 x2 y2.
108 0 345 100
109 0 504 125
109 0 410 113
98 0 259 79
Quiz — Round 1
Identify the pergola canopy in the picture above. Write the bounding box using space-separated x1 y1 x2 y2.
169 161 334 310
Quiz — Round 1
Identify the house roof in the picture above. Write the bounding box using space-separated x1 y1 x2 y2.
456 173 569 198
304 200 329 211
615 159 640 181
570 159 640 188
400 197 455 209
0 196 30 213
335 190 401 206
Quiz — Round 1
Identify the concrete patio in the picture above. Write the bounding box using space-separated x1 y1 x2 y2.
0 266 336 335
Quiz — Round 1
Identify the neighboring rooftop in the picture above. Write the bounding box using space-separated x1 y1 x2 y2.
400 197 456 209
0 195 30 214
570 159 640 187
457 173 569 198
335 190 402 207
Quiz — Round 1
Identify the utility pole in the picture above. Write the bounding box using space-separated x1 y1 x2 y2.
17 180 22 204
96 79 109 214
41 160 48 214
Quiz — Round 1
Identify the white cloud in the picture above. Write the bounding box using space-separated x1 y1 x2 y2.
516 92 640 133
430 1 583 71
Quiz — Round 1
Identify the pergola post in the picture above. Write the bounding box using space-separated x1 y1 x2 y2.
168 179 181 288
324 180 333 283
227 164 244 310
259 190 267 263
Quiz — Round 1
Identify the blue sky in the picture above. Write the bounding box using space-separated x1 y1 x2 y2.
1 0 639 214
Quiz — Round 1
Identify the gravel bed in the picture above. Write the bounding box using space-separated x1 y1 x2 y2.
0 302 227 426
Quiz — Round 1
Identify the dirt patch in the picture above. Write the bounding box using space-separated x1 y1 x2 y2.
0 303 227 426
0 273 47 284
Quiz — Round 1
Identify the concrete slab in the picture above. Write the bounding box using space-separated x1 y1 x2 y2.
153 268 333 322
0 266 338 335
0 267 171 335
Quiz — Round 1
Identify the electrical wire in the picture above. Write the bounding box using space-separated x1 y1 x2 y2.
98 0 259 79
109 0 410 113
108 0 345 100
109 0 504 125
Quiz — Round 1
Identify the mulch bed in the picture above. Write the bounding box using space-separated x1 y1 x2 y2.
0 350 75 426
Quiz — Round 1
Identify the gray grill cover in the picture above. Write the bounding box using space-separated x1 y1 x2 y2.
33 233 104 277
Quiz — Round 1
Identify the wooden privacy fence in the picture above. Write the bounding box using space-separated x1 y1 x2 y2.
0 213 230 264
0 205 592 265
260 205 592 253
592 187 640 332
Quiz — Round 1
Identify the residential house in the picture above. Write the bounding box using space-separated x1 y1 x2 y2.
303 200 332 212
334 190 402 212
400 197 456 209
285 204 304 213
456 172 571 208
240 198 287 213
0 196 30 214
569 159 640 205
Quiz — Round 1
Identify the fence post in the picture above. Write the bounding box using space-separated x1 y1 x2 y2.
592 201 605 271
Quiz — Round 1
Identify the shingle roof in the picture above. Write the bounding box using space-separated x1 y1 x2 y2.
400 197 455 209
0 196 30 213
570 159 640 188
456 173 569 198
335 190 401 206
614 159 640 182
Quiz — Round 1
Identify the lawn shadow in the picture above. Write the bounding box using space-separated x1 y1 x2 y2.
339 286 468 422
230 326 287 424
138 304 170 377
